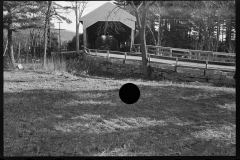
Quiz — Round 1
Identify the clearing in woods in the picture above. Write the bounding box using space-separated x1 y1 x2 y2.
4 70 235 156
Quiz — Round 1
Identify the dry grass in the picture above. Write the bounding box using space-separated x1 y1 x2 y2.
19 55 67 74
3 62 236 156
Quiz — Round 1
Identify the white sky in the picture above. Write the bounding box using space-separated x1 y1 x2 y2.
52 1 113 33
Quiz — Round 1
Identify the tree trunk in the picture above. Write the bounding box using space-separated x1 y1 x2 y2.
207 26 211 51
150 19 156 45
221 22 224 42
215 21 220 51
17 42 21 63
157 15 161 55
43 26 48 68
140 27 150 79
8 28 15 68
33 41 36 59
47 19 51 58
43 1 52 68
157 15 161 46
24 41 27 63
27 42 29 64
30 29 34 59
3 39 8 56
36 40 38 58
226 18 232 52
76 2 80 55
139 7 150 79
198 24 203 50
76 23 80 53
39 31 42 58
164 19 167 31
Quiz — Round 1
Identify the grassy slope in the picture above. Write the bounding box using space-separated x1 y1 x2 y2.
4 70 235 156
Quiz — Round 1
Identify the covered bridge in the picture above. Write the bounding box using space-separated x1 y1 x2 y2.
80 2 136 52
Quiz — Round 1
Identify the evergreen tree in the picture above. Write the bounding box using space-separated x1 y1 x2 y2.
3 1 45 68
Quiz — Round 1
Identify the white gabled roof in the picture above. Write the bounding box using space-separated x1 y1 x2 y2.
80 2 136 30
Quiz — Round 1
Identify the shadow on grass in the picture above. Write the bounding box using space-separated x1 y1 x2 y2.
4 84 235 156
4 86 235 127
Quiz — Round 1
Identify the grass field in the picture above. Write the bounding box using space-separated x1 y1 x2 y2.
4 64 236 156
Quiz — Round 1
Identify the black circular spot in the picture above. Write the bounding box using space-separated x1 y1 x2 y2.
119 83 140 104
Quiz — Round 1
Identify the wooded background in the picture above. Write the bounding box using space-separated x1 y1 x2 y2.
3 1 235 69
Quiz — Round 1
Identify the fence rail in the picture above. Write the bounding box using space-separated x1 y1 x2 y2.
83 46 235 73
133 44 235 62
52 45 235 73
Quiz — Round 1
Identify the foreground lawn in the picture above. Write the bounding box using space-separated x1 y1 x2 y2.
4 70 235 156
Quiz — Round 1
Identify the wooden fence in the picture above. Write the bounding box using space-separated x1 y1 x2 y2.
52 44 235 73
133 44 235 63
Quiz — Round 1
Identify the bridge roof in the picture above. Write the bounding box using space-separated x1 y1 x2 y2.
80 2 136 30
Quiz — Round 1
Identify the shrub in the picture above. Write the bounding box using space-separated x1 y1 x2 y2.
66 55 98 75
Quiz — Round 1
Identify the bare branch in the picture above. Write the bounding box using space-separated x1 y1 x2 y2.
146 24 156 45
147 1 156 9
137 2 143 11
130 1 138 11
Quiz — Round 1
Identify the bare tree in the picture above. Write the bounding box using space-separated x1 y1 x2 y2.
67 1 88 55
43 1 53 69
150 2 167 47
129 1 156 78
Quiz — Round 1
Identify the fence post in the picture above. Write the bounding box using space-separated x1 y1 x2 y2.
204 60 208 75
54 56 55 71
32 59 35 70
95 50 98 56
170 49 172 57
175 57 178 71
123 52 127 64
148 54 151 63
107 50 110 60
51 54 53 64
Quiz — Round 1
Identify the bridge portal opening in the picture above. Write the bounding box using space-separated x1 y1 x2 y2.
86 21 132 52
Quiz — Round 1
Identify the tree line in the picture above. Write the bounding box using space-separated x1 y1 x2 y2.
3 1 88 69
113 1 235 78
125 1 235 53
3 1 235 79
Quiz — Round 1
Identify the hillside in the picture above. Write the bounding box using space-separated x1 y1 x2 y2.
51 30 76 43
3 29 76 43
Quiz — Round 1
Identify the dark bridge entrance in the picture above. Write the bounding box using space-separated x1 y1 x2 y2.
86 21 132 52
